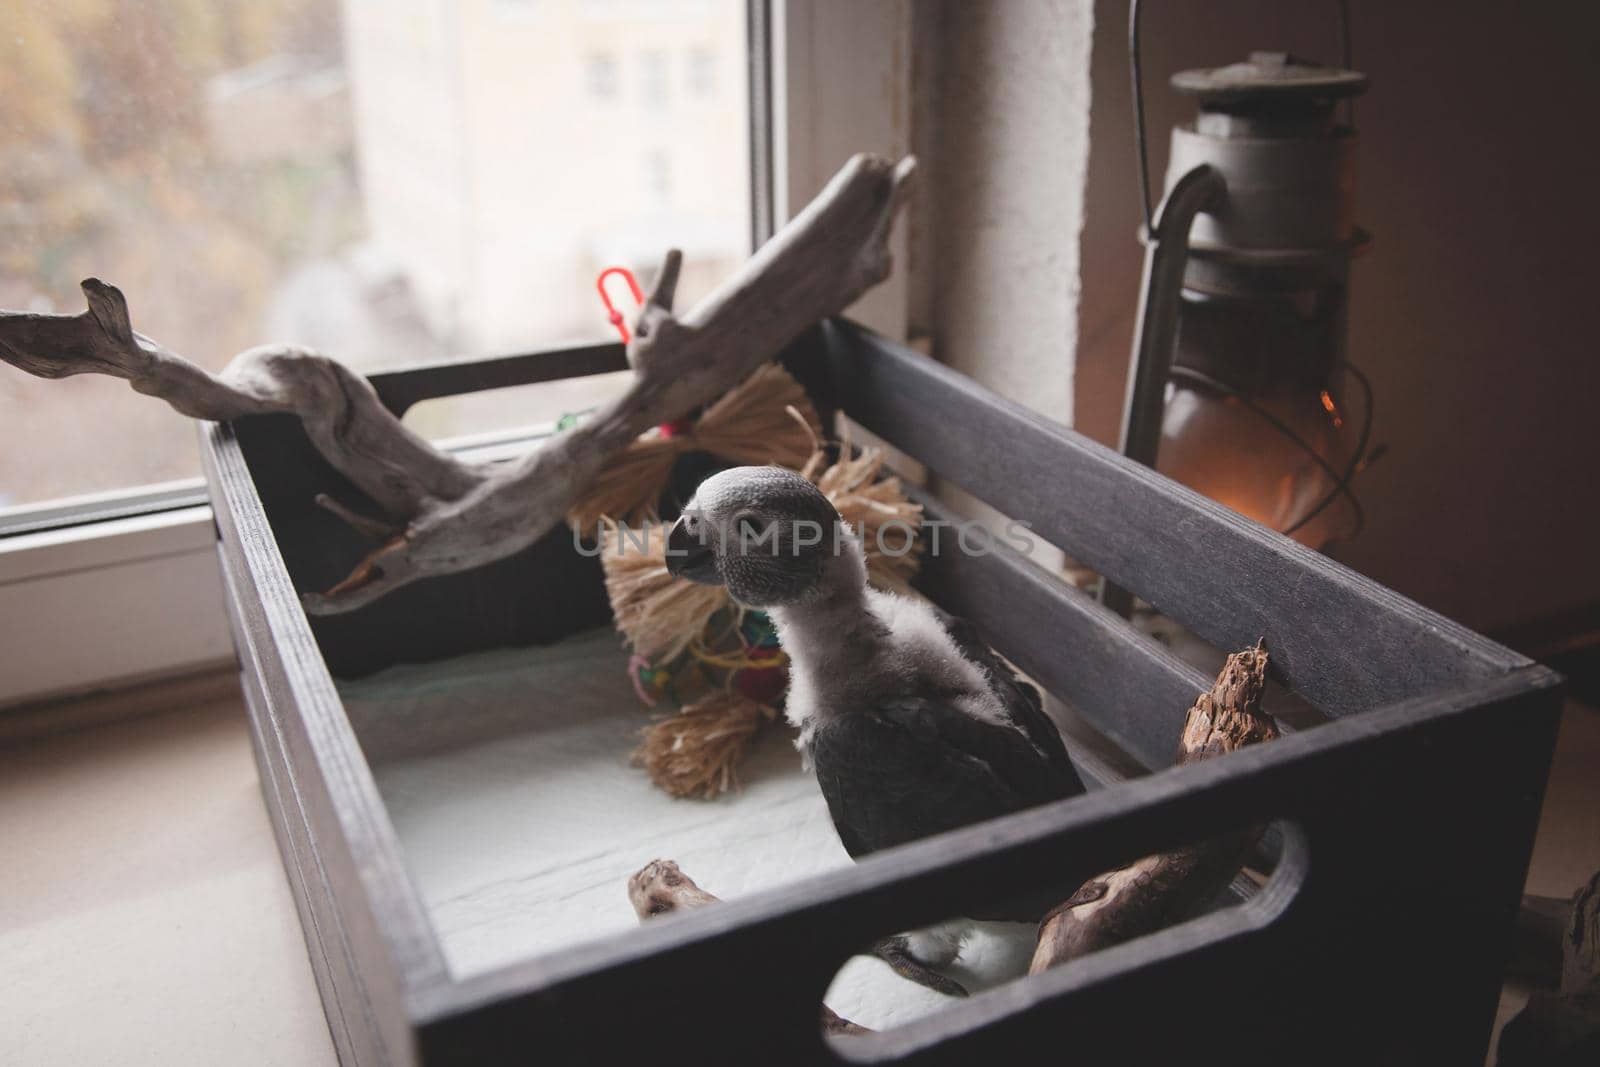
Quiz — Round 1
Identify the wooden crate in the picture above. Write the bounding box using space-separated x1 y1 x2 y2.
201 319 1562 1065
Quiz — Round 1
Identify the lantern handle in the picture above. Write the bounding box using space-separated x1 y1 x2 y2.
1102 161 1226 617
1116 163 1225 470
1129 0 1355 235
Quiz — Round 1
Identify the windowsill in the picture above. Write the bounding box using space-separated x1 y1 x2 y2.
0 479 209 539
0 678 336 1065
0 425 568 711
0 504 215 583
0 504 234 708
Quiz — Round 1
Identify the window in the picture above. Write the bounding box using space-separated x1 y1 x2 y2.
638 50 670 110
0 0 924 708
687 46 716 96
586 53 618 99
0 0 748 513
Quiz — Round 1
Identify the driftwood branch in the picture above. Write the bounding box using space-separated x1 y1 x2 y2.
1509 893 1576 988
627 859 871 1037
1499 869 1600 1065
0 154 916 614
1030 642 1279 974
1568 873 1600 996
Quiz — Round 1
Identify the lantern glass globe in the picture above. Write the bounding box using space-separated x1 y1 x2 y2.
1157 379 1358 548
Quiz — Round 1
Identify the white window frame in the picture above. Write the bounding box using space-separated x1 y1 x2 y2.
772 0 910 338
0 0 910 709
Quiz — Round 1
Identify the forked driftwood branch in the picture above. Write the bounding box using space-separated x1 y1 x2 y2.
627 859 872 1037
0 154 916 614
1031 642 1279 973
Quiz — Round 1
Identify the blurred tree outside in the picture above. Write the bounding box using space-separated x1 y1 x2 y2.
0 0 377 507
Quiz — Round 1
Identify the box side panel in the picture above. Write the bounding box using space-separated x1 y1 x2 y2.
809 320 1531 719
911 489 1212 772
205 422 450 1066
365 342 629 418
257 340 626 678
413 670 1560 1065
231 639 366 1066
230 414 614 680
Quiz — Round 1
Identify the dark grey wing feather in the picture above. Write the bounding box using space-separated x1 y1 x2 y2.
934 609 1083 789
810 692 1082 861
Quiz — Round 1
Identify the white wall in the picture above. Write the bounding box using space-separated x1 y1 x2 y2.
909 0 1094 427
899 1 1093 569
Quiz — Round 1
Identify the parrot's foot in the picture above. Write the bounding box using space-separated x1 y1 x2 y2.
871 935 969 997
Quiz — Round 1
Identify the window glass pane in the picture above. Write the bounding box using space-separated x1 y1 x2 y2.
0 0 749 510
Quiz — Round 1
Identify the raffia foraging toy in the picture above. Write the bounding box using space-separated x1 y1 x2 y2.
587 363 923 798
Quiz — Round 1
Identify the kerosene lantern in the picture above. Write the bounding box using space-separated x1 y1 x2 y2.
1116 9 1377 585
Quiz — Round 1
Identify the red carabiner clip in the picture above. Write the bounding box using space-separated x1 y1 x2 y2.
596 266 644 344
596 264 690 438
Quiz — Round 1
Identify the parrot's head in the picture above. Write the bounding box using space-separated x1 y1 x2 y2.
666 465 848 608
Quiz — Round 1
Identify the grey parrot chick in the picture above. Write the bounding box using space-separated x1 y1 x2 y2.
666 465 1087 993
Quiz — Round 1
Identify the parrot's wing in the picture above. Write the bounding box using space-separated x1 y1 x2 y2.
810 692 1081 861
932 608 1084 791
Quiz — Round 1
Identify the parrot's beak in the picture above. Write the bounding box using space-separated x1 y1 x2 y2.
666 513 721 584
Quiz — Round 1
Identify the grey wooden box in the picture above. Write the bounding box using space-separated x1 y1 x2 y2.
201 319 1562 1065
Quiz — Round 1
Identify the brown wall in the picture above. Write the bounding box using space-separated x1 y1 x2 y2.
1077 0 1600 634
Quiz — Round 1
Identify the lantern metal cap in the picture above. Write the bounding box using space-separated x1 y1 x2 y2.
1172 52 1368 109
